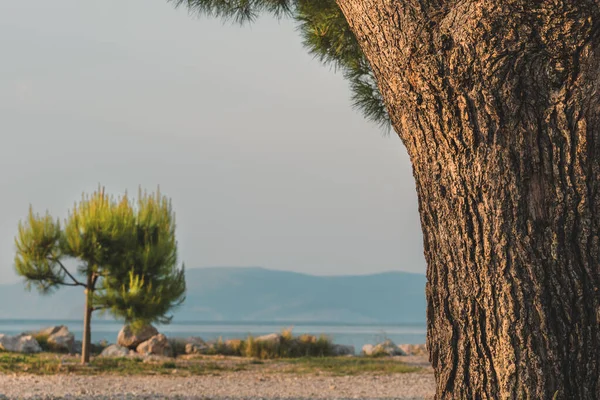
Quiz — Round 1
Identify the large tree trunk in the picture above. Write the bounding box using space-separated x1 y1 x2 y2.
337 1 600 398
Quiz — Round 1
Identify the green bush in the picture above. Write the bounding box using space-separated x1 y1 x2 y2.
228 328 335 359
31 333 70 354
32 334 51 352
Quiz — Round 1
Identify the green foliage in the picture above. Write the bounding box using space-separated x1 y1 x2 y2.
14 187 186 328
207 329 335 359
31 333 51 352
94 189 186 327
169 0 391 130
175 0 294 23
14 209 68 293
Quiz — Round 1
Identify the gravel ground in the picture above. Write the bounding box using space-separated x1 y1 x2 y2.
0 371 435 400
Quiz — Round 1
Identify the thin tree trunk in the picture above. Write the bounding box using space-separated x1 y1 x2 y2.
337 1 600 398
81 274 93 364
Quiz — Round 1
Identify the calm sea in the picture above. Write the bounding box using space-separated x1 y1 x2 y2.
0 319 426 351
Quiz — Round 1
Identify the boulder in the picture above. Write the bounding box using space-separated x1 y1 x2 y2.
136 334 172 357
117 324 158 349
185 342 208 355
331 344 355 356
37 326 75 353
361 344 376 356
99 344 130 357
255 333 282 345
370 339 406 356
0 334 41 353
184 337 208 355
398 343 427 356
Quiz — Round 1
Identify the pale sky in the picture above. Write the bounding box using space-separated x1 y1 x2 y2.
0 0 425 284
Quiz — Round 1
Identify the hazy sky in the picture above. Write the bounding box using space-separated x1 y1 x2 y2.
0 0 425 284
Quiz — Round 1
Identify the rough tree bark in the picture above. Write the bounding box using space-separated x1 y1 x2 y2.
336 1 600 398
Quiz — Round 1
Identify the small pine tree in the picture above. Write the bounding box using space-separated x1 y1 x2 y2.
14 187 186 364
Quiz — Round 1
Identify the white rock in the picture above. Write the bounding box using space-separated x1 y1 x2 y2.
364 339 406 356
398 343 427 356
185 341 210 355
361 344 376 356
0 334 42 353
37 325 75 353
117 325 158 349
136 334 172 357
100 344 130 357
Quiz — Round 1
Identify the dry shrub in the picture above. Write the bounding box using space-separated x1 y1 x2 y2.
168 338 188 357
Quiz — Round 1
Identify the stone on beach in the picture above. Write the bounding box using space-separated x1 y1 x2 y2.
100 344 130 357
136 334 173 357
117 324 159 349
362 339 406 356
185 342 209 354
361 344 376 356
0 334 42 353
373 339 406 356
184 337 208 354
398 343 427 356
37 325 75 353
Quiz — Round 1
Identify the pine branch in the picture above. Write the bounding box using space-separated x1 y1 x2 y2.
51 257 87 288
169 0 294 24
167 0 392 130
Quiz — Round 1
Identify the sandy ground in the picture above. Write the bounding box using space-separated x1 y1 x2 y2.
0 372 435 399
0 356 435 400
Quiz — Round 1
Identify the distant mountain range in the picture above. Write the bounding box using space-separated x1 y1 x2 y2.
0 267 426 324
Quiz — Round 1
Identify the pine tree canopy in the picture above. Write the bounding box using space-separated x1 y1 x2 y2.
14 187 186 328
169 0 391 130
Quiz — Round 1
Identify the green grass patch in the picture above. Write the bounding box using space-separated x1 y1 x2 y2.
0 352 420 377
0 352 245 376
0 353 66 374
281 357 421 376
